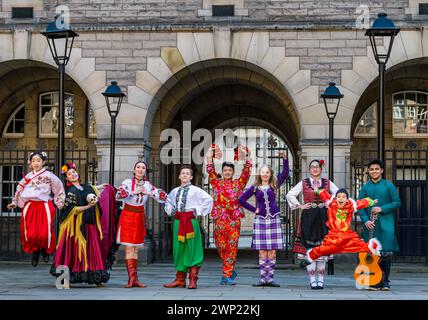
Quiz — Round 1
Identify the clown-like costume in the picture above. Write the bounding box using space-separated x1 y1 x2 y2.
11 167 65 262
164 184 213 289
206 157 252 283
307 189 381 263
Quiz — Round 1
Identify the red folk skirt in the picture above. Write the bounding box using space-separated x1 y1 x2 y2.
116 204 146 246
21 200 56 254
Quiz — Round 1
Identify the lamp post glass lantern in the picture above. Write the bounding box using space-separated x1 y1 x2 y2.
365 12 400 164
41 15 78 178
103 81 126 185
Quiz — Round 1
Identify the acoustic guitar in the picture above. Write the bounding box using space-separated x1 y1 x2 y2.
354 212 383 288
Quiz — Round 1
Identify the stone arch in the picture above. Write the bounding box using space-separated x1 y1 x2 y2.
0 31 106 135
351 56 428 141
342 29 428 138
126 31 312 153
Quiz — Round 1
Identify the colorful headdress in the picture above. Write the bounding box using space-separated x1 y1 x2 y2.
309 159 325 169
29 151 48 161
61 162 77 175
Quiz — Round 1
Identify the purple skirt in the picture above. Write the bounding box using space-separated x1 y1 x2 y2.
251 215 284 250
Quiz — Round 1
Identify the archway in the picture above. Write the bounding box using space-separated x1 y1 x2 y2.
146 58 300 259
0 59 99 259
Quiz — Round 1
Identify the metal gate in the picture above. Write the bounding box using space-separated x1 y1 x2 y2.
351 148 428 264
0 147 97 260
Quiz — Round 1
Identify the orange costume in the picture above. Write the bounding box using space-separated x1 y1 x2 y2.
307 189 381 263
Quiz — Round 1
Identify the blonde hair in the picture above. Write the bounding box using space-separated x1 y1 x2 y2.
254 165 277 190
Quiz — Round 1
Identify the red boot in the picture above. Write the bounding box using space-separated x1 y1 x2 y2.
163 271 187 288
125 259 146 288
188 266 199 289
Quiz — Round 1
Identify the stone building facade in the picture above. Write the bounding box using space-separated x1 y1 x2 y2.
1 1 427 258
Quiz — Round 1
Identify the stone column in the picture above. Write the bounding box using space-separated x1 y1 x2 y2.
300 139 352 190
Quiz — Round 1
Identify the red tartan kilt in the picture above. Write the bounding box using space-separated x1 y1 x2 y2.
117 204 146 246
20 200 56 254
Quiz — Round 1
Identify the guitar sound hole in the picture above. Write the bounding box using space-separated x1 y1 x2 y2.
365 254 374 264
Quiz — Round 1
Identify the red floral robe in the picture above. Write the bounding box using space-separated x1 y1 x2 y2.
207 159 252 278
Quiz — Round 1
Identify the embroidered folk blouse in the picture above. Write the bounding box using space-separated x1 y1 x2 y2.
116 178 167 206
12 168 65 208
165 184 213 217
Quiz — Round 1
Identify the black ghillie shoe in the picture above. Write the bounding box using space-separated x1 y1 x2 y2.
266 281 280 287
252 280 266 287
41 249 50 263
31 251 40 267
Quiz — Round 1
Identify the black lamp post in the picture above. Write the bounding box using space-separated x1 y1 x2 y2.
321 81 343 276
366 12 400 165
102 81 126 185
41 15 78 178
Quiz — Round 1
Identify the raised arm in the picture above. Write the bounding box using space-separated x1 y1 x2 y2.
354 197 376 211
238 185 257 213
316 188 334 206
277 157 290 187
236 158 252 189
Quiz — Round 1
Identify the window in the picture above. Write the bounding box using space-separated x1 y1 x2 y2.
392 91 428 137
87 101 97 138
2 103 25 138
354 103 377 137
212 5 234 16
39 92 74 138
1 165 24 216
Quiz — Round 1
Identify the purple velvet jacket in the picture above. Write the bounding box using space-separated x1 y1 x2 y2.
238 158 289 218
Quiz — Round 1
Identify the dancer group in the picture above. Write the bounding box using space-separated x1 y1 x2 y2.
8 147 400 291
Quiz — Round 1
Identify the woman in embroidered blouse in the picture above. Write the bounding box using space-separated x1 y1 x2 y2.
238 150 289 287
7 151 65 267
116 160 167 288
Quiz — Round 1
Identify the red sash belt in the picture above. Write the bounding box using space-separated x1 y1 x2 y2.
175 211 196 242
124 203 145 213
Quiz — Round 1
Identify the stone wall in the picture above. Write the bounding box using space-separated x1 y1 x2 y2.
0 1 420 27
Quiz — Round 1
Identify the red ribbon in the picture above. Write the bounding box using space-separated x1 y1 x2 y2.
175 211 196 242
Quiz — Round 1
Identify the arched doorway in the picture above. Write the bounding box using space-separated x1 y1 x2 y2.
350 57 428 263
0 60 98 259
144 59 300 260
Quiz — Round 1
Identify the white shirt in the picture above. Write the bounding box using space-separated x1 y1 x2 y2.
165 184 213 217
116 178 166 206
286 177 339 210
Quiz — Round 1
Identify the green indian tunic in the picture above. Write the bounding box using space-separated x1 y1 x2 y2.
358 179 401 252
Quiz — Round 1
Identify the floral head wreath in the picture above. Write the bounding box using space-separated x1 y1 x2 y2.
29 151 48 161
310 159 325 169
61 162 77 175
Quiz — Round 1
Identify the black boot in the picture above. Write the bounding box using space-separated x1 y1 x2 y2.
380 255 392 290
41 249 50 263
31 251 40 267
